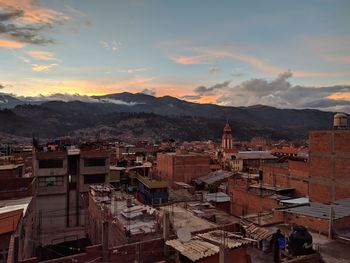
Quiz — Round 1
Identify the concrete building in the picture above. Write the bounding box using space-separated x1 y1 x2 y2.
109 166 127 189
157 151 210 186
87 184 163 247
230 151 277 172
136 176 169 205
32 144 110 252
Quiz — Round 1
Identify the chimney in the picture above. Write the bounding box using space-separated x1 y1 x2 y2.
333 113 348 130
126 197 133 208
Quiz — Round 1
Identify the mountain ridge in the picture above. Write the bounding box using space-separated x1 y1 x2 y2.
0 92 338 143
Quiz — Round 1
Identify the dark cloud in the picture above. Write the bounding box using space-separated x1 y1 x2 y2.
0 22 54 44
213 71 350 113
0 9 23 21
0 84 4 89
0 8 56 45
194 81 230 96
140 88 156 96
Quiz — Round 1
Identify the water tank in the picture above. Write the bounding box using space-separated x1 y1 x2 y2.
333 113 348 129
288 225 314 256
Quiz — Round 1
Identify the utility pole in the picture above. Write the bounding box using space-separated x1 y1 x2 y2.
328 206 334 239
102 221 109 262
219 231 228 263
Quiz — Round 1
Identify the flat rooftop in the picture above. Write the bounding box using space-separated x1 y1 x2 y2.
90 185 160 236
276 198 350 220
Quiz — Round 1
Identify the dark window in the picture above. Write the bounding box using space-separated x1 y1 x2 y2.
39 159 63 169
84 158 106 167
39 176 63 187
84 174 105 184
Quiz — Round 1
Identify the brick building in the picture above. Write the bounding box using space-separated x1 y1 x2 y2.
309 129 350 203
157 151 210 186
0 164 24 179
261 158 309 197
228 176 294 218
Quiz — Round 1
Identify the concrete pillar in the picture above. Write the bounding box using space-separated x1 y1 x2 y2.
13 235 19 263
328 206 334 239
163 211 170 259
163 211 170 241
102 221 109 262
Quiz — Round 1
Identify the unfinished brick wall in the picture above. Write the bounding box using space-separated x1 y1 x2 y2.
262 160 309 197
277 211 330 235
228 178 279 217
309 130 350 203
196 247 250 263
157 153 210 186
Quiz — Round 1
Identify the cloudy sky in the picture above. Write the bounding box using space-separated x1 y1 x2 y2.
0 0 349 112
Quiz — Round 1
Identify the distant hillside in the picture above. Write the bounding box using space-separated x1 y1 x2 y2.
0 93 337 142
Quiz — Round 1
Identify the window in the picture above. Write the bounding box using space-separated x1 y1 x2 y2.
39 159 63 169
84 158 106 167
84 174 105 184
39 176 63 187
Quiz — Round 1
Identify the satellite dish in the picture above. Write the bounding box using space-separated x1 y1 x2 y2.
177 227 191 242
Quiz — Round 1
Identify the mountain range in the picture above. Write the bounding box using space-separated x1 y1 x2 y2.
0 92 337 143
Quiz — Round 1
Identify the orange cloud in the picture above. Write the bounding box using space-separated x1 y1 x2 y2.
31 64 58 72
327 92 350 101
171 47 350 78
0 39 25 49
5 76 195 99
0 0 67 24
322 55 350 64
28 51 58 61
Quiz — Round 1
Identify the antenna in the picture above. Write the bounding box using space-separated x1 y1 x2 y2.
177 227 191 243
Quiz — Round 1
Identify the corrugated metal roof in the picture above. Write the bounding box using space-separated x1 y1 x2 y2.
198 230 252 249
280 197 309 205
205 192 230 203
166 239 219 261
277 199 350 220
236 152 277 160
195 170 233 185
241 222 272 241
166 230 252 261
0 197 32 215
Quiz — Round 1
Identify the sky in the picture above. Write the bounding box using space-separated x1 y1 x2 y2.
0 0 349 112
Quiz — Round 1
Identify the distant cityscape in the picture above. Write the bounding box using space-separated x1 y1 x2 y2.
0 112 349 263
1 0 349 262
